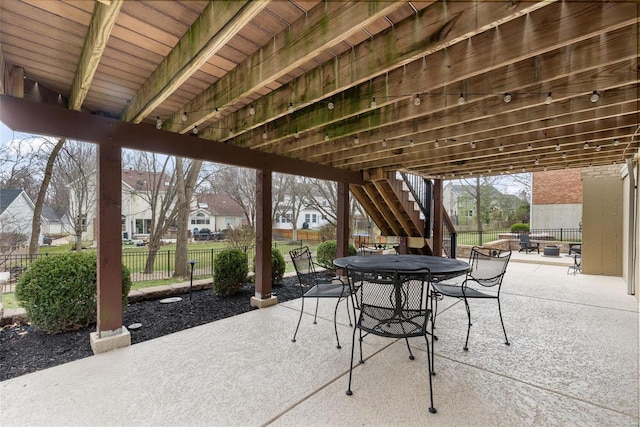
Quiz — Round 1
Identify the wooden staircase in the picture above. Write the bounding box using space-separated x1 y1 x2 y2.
350 171 433 255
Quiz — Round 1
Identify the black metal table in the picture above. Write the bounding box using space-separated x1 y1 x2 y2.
334 254 469 280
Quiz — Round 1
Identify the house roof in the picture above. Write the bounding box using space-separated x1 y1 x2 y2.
121 169 173 192
0 189 23 214
0 1 637 180
196 194 243 217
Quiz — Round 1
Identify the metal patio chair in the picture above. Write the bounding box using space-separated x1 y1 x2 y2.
289 246 352 349
345 265 436 414
431 246 511 351
518 234 540 253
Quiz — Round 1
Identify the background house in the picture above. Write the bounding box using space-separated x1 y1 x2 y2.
531 169 583 230
0 188 44 249
41 205 70 235
191 193 244 234
443 182 524 230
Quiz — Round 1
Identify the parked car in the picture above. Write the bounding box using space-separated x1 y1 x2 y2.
42 236 52 245
196 228 212 241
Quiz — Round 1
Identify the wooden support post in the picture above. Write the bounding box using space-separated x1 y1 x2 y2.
90 144 130 354
251 169 277 308
336 182 349 259
432 179 444 257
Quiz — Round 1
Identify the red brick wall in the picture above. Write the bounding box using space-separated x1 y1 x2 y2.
532 169 582 204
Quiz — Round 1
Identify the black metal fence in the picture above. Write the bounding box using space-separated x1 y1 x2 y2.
456 228 582 247
0 240 321 293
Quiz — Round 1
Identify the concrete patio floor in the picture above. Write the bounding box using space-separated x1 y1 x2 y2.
1 256 638 426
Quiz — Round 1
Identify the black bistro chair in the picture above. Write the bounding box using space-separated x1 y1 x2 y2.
431 246 511 351
289 246 352 349
345 265 437 414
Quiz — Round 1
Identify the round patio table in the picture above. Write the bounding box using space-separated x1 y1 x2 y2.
334 254 469 281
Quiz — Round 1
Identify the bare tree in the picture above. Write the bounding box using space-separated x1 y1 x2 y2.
273 173 312 240
212 166 256 228
173 157 202 278
56 141 96 251
125 152 179 274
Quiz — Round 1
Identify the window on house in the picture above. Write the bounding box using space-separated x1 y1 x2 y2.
312 214 317 223
305 214 311 223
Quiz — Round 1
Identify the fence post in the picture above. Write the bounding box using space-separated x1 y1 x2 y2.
210 248 214 276
167 250 170 278
560 228 563 241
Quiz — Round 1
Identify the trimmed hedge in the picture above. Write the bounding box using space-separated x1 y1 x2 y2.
510 223 530 233
316 240 357 268
213 248 248 296
15 251 131 334
271 248 286 285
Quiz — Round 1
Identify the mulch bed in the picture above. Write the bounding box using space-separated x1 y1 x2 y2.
0 276 302 382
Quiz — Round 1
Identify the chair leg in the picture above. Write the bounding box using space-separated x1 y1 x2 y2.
404 337 415 360
497 299 510 346
424 333 437 414
463 298 472 351
346 325 358 396
291 297 305 342
313 298 319 324
333 298 342 349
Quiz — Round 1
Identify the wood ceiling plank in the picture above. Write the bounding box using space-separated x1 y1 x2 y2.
328 88 638 172
211 0 559 144
232 2 637 154
176 1 408 135
296 57 638 164
121 0 268 123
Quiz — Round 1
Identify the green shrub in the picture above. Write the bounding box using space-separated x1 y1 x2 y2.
316 240 357 268
15 252 131 334
250 248 286 285
213 249 248 296
510 223 530 233
271 248 286 285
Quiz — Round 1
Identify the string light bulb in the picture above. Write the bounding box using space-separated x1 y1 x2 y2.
192 125 198 135
534 159 539 165
370 98 377 108
249 104 255 115
294 130 300 139
584 142 590 149
214 108 221 119
613 139 620 146
470 141 476 149
498 144 504 152
181 112 188 122
288 102 294 113
457 94 465 105
324 133 330 141
590 90 600 102
262 130 268 139
555 144 561 151
434 140 439 148
595 145 601 152
503 93 512 103
527 143 532 151
562 152 567 159
381 139 387 147
545 92 553 104
327 100 335 110
409 139 414 147
229 128 234 136
354 135 359 144
156 116 162 130
413 94 421 106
